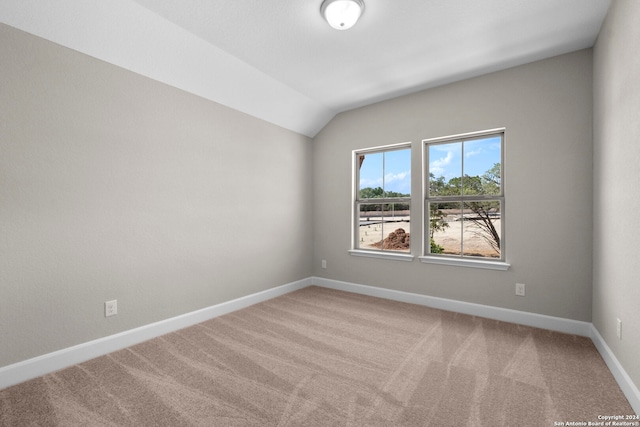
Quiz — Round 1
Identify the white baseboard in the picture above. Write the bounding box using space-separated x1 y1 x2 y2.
311 277 592 336
0 278 311 390
3 275 638 416
590 325 640 415
311 277 639 415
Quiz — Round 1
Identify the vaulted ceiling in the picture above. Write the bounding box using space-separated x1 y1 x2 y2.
0 0 610 137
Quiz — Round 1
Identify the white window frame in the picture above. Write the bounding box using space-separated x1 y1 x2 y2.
349 142 414 262
420 128 510 270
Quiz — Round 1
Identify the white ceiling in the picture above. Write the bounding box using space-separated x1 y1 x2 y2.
0 0 611 137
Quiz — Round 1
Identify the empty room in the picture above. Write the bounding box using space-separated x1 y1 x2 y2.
1 0 639 425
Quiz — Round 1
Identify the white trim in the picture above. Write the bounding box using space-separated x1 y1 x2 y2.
312 277 590 336
590 325 640 415
422 128 507 264
422 127 507 144
348 249 414 262
419 255 510 270
352 141 412 156
0 278 311 390
352 141 413 257
2 275 638 417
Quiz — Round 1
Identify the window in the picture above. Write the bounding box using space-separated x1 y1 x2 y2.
422 129 508 269
351 143 413 260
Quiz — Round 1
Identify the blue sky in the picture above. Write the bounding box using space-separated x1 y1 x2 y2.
429 136 501 181
359 148 411 194
358 137 500 194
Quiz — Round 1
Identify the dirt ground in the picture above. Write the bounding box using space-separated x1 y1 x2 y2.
358 220 411 252
358 218 500 257
431 219 501 258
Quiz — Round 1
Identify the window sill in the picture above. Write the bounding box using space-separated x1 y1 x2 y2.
419 256 510 270
349 250 414 262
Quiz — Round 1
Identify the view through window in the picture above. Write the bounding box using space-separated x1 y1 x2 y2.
425 130 504 261
354 144 411 253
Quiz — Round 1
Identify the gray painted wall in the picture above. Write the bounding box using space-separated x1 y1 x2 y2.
0 24 313 367
4 5 637 397
593 0 640 393
313 49 594 321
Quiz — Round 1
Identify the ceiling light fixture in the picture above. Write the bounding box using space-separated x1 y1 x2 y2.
320 0 364 30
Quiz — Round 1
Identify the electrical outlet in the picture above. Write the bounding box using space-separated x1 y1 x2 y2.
617 318 622 340
515 283 526 297
105 300 117 317
322 259 327 269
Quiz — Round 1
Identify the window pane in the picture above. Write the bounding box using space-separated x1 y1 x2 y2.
359 152 383 199
357 203 383 250
358 203 410 252
429 142 462 196
383 149 411 197
359 149 411 200
463 136 501 196
354 144 411 255
424 131 504 262
462 201 501 258
380 203 410 252
428 202 461 255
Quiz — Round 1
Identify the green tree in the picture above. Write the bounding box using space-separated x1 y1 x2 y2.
429 164 501 255
482 163 501 192
360 186 384 199
429 204 449 238
430 238 445 254
429 174 448 196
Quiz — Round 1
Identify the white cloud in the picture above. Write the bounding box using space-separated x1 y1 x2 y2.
360 171 410 192
384 170 410 193
430 151 454 176
465 147 482 158
385 170 409 184
359 177 382 188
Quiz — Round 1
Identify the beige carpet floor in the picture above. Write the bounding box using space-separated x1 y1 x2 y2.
0 286 634 426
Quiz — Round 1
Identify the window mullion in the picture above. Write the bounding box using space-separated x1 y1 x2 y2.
353 142 411 257
460 214 465 257
424 129 505 263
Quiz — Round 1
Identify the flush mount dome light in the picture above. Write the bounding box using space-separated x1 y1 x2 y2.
320 0 364 30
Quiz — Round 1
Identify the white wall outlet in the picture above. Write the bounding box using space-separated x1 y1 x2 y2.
105 300 117 317
321 259 327 269
515 283 526 297
616 318 622 340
